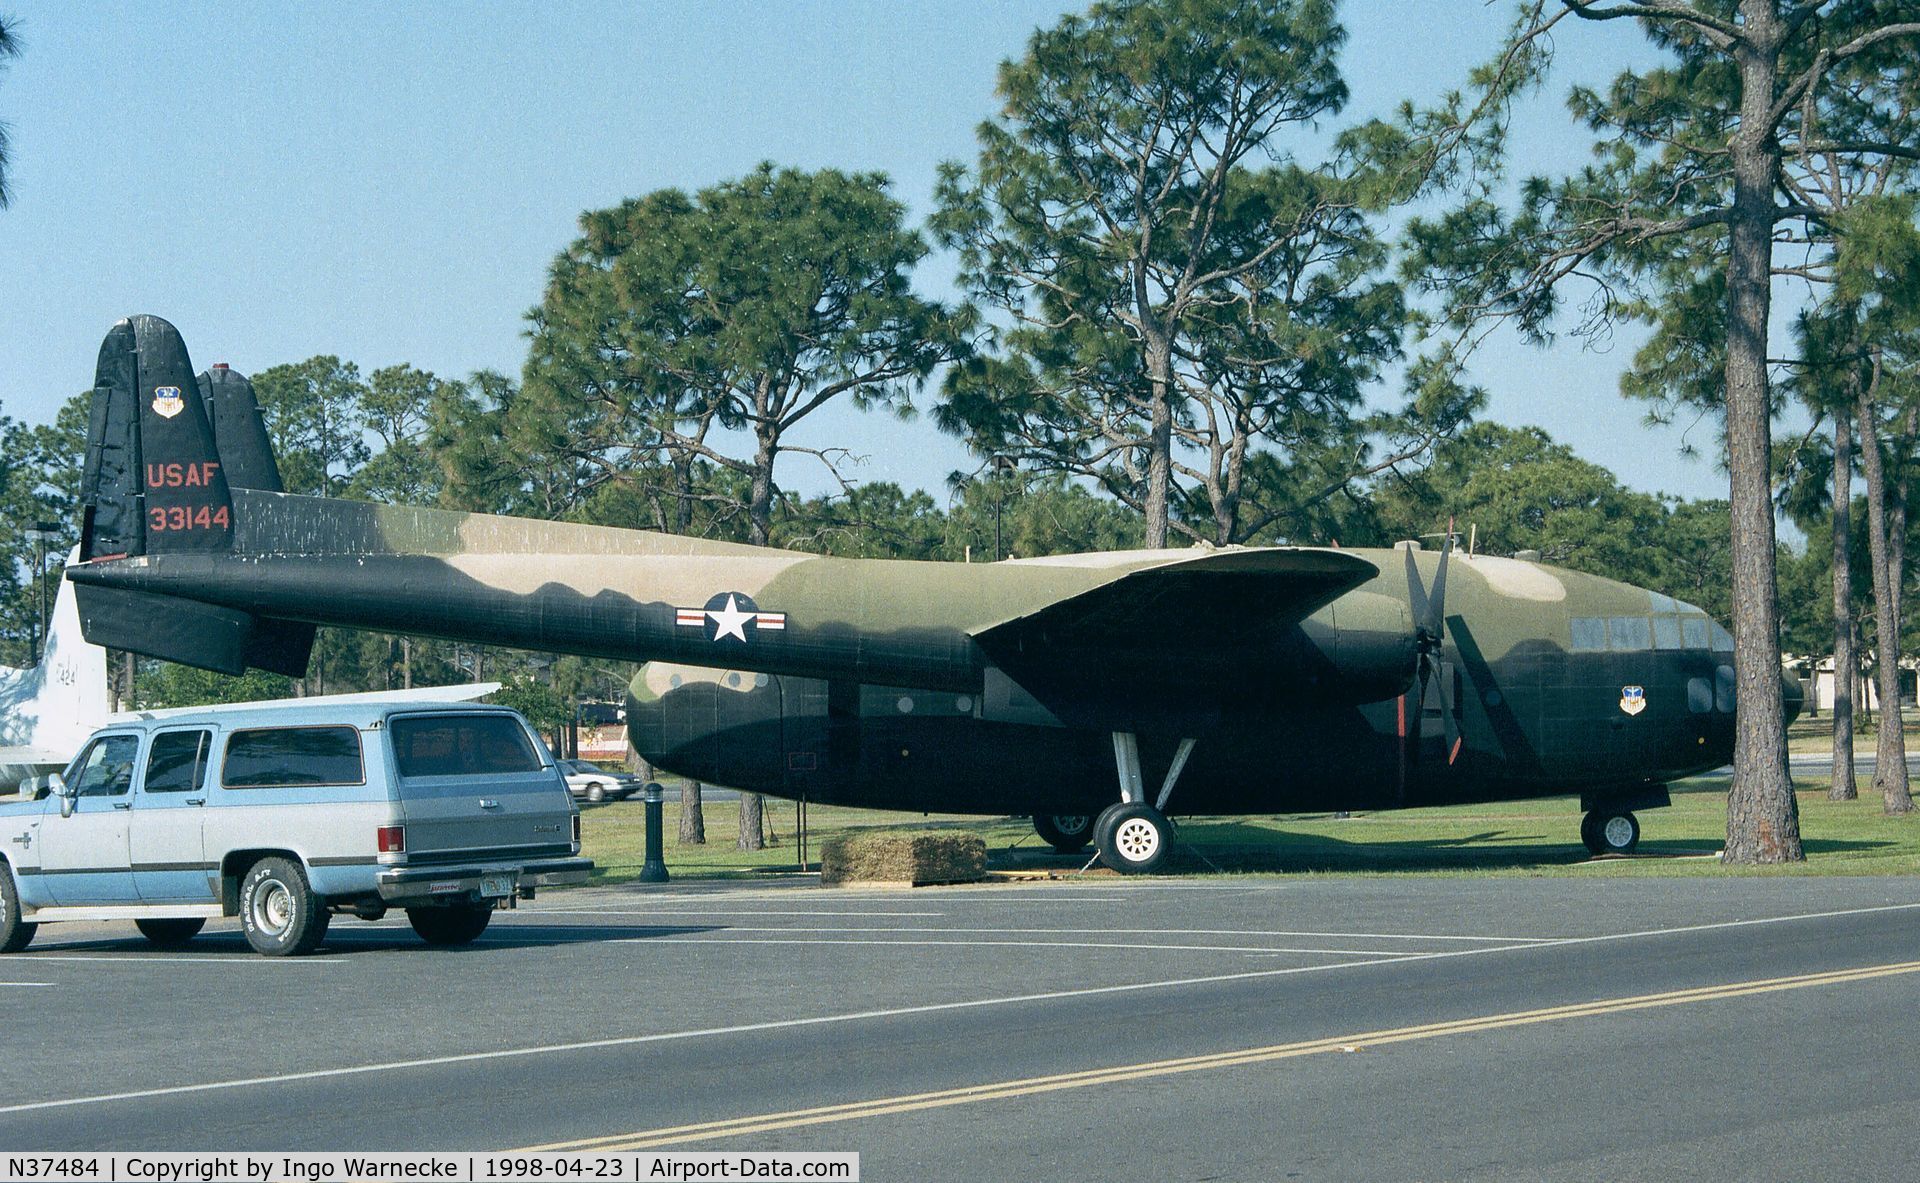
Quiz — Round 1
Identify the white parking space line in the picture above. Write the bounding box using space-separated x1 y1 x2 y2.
1 953 335 966
525 908 948 918
6 900 1917 1118
0 982 54 988
690 925 1552 944
509 914 1559 944
0 953 1425 1117
607 936 1426 955
312 927 1416 955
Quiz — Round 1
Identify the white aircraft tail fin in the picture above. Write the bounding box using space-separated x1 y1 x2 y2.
0 551 112 770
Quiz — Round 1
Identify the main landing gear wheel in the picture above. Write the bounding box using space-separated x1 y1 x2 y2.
1033 813 1095 854
1097 803 1173 874
1581 810 1640 856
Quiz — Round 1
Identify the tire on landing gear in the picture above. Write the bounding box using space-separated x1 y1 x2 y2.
1581 809 1640 856
1097 803 1174 874
1033 813 1095 854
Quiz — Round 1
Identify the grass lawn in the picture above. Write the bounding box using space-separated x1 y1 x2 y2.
1787 714 1920 753
577 776 1920 885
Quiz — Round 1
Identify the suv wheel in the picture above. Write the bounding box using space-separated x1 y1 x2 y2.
0 864 36 954
407 905 493 946
239 857 330 956
135 917 206 949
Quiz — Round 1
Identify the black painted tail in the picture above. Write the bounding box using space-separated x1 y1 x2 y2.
75 315 315 677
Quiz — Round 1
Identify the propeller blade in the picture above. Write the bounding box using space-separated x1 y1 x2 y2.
1422 518 1455 645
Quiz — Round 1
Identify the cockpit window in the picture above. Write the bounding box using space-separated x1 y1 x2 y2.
1649 591 1678 613
1653 616 1682 650
1608 617 1652 651
1682 617 1709 649
1710 623 1735 652
1570 617 1607 651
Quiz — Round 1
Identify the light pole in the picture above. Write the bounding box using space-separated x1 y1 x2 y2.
24 522 58 665
990 454 1016 560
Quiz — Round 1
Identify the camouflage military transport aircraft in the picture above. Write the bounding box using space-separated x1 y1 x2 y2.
64 316 1801 872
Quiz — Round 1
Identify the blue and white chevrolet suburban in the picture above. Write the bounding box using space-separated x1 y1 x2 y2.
0 701 590 955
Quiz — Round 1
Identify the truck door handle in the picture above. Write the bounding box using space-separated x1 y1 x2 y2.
478 799 501 810
185 798 205 806
112 801 132 810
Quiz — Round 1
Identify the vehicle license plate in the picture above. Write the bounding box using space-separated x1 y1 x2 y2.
480 874 512 898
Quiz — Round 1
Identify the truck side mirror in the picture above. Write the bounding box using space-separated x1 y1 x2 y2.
50 773 75 817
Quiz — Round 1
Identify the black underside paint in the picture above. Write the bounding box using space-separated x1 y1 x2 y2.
68 547 1738 818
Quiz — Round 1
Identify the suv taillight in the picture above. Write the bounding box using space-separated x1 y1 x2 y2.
377 824 406 853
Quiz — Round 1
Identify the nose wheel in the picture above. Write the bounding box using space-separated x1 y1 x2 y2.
1581 809 1640 856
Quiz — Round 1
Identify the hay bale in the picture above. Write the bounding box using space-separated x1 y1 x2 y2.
819 830 987 886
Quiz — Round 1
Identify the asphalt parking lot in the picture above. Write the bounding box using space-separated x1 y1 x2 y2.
3 874 1919 1180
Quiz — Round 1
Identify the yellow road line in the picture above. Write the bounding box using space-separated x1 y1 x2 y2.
524 957 1920 1152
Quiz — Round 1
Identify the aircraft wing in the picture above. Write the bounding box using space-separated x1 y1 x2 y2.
111 682 504 722
0 747 73 767
970 547 1380 724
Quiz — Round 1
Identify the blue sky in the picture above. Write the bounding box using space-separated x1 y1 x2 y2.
0 1 1743 508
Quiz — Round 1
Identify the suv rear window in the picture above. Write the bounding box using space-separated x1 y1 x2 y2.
222 726 366 788
391 715 543 778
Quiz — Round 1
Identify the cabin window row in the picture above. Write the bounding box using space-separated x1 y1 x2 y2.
1569 614 1734 653
70 718 546 795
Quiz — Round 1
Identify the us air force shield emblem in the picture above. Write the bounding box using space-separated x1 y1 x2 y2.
1620 685 1646 716
674 592 787 643
151 385 186 419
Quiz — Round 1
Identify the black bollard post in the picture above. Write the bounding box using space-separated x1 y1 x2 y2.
639 781 670 883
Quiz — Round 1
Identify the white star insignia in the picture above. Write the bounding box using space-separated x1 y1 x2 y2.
708 594 754 642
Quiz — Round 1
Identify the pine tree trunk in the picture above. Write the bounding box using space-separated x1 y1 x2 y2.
1142 331 1173 549
678 781 706 845
737 789 764 851
1831 413 1858 800
749 426 777 548
1719 4 1801 862
1858 382 1914 813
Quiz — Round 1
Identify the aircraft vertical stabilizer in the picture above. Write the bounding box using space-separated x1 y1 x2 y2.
75 315 314 677
0 548 112 774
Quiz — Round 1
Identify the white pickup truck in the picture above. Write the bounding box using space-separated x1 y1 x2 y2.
0 701 590 955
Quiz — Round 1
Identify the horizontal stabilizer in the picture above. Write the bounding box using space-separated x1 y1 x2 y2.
74 585 254 676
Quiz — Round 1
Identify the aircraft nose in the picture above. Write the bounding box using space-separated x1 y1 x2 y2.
1782 670 1806 726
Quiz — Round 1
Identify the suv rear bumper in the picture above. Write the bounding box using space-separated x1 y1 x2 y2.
375 857 593 904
